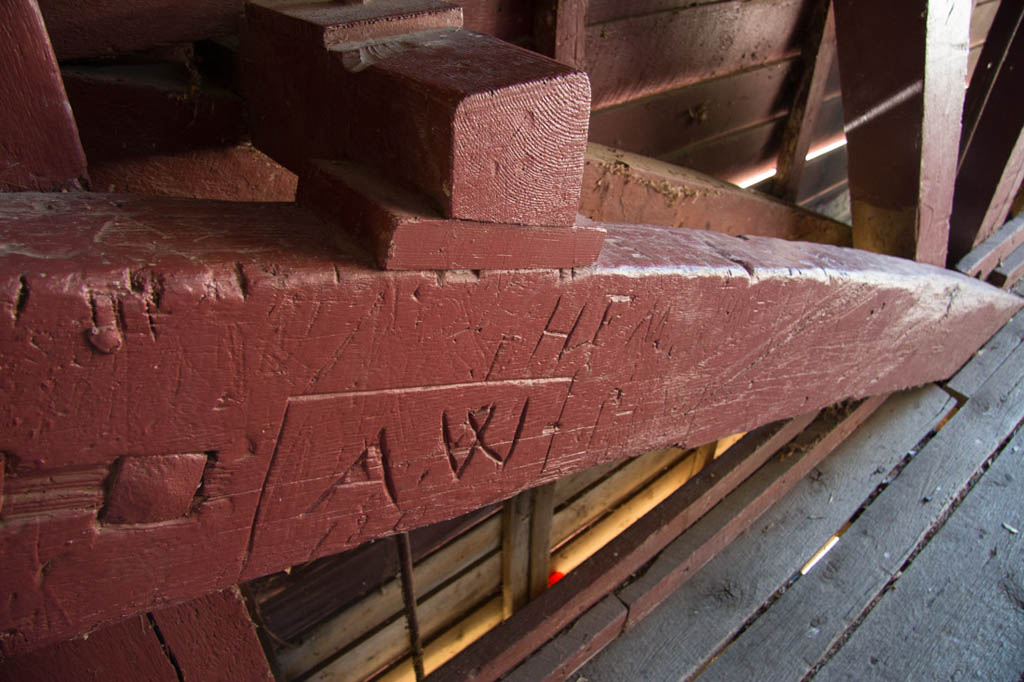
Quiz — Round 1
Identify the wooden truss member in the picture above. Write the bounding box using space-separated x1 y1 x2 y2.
0 0 1020 664
834 0 971 266
0 191 1018 656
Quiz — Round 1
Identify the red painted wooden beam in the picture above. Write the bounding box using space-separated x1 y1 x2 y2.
0 0 87 191
580 143 851 246
834 0 971 265
0 193 1018 655
243 0 590 227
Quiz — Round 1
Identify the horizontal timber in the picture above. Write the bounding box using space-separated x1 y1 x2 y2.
580 143 850 245
0 192 1018 655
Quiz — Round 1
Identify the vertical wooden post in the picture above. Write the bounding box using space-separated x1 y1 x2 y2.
501 491 533 619
833 0 971 265
535 0 588 68
773 0 837 202
948 1 1024 264
528 482 557 599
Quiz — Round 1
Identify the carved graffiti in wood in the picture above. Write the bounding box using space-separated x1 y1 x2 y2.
244 380 571 575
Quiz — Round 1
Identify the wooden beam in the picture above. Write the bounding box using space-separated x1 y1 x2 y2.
149 588 275 682
0 192 1018 655
948 0 1024 264
581 143 851 245
584 0 807 110
772 0 837 202
0 0 87 191
243 0 590 227
299 160 605 271
833 0 971 265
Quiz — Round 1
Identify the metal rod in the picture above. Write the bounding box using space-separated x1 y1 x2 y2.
395 532 426 681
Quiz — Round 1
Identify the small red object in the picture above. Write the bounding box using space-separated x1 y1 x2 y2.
547 571 565 587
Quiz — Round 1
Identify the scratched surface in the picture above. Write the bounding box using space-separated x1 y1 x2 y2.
0 192 1019 654
245 3 590 226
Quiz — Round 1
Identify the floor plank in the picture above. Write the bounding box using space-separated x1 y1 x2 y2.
698 338 1024 681
813 426 1024 682
578 386 953 681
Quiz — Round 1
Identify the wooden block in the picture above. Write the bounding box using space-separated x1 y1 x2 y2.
834 0 971 265
0 0 87 191
88 146 299 202
299 159 605 270
151 588 275 682
955 215 1024 279
534 0 588 68
0 614 179 682
62 63 246 164
504 594 626 682
948 1 1024 264
987 239 1024 289
103 453 208 524
0 192 1018 654
581 143 851 245
244 4 590 226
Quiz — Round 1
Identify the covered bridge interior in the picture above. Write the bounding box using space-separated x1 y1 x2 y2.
1 0 1023 680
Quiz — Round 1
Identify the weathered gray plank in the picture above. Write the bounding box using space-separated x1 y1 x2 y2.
954 214 1024 279
989 239 1024 289
698 337 1024 681
813 423 1024 681
504 594 627 682
947 307 1024 397
579 386 954 682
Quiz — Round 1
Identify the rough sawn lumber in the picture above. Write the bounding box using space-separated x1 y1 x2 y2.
580 143 851 245
0 192 1018 655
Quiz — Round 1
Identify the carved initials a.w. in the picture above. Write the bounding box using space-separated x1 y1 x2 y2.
441 399 529 479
